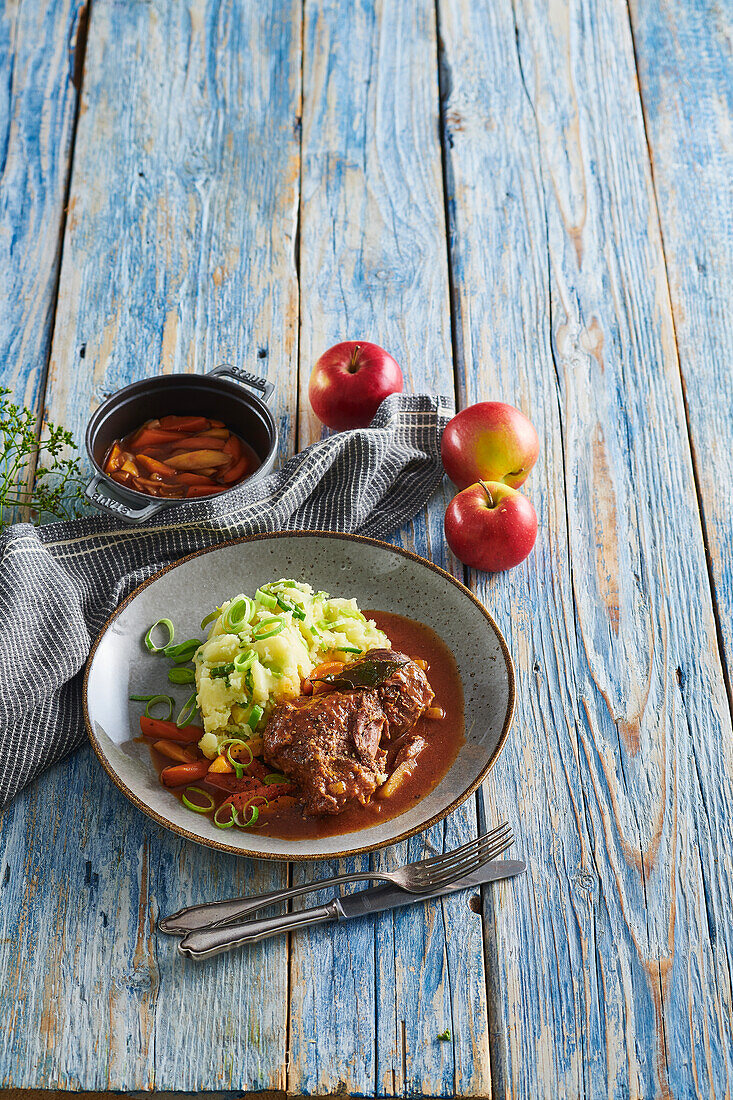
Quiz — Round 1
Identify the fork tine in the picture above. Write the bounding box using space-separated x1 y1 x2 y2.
417 825 513 883
424 832 514 891
415 827 514 888
418 823 509 871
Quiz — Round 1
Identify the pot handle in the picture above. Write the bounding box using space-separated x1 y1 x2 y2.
84 473 167 524
208 363 274 403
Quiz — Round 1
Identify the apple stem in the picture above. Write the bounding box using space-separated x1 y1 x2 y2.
348 345 361 373
478 479 494 507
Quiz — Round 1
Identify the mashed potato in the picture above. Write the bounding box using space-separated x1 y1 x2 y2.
194 580 389 758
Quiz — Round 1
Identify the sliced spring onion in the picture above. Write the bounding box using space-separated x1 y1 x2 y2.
200 608 220 631
145 618 175 652
309 625 321 637
163 638 201 660
248 704 264 729
168 666 195 684
220 738 253 778
129 693 175 720
234 649 256 674
255 588 278 610
182 786 215 814
210 662 235 678
328 619 356 631
147 695 174 719
336 645 362 654
252 617 284 641
213 803 236 829
275 594 305 620
236 797 268 828
264 773 289 785
223 596 253 632
176 692 199 727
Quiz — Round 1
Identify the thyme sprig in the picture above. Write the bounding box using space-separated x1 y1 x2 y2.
0 387 87 529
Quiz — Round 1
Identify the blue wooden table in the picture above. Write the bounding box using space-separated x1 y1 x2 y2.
1 0 731 1096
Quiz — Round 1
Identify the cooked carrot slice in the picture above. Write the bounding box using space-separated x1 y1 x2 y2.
104 441 123 471
169 435 228 451
218 453 249 484
202 428 229 439
153 740 198 763
132 477 186 497
159 415 210 432
131 427 185 446
136 453 177 477
223 434 242 460
160 760 211 787
140 716 203 742
207 753 234 774
165 450 231 471
208 419 225 427
176 471 218 486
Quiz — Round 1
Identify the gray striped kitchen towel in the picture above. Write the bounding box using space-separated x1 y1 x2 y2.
0 393 452 805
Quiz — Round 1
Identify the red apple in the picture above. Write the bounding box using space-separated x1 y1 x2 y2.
444 480 537 572
309 341 404 431
441 402 539 490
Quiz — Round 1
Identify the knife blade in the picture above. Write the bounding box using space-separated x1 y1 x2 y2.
177 859 526 959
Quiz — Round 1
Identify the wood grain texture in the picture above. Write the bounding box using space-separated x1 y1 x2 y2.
292 1 491 1095
0 0 84 408
438 0 733 1096
628 0 733 696
0 0 86 519
0 0 302 1090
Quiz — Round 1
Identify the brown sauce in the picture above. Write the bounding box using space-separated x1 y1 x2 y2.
151 611 465 839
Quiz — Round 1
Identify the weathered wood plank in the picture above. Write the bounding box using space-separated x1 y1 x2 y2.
0 0 301 1090
439 0 733 1096
292 1 490 1095
628 0 733 696
0 0 85 405
0 0 86 511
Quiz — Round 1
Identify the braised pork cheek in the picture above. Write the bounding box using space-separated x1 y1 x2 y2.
264 690 388 815
264 649 434 815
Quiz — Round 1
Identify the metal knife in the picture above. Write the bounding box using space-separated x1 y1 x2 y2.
177 859 526 960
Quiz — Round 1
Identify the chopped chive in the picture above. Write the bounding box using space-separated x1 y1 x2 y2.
145 618 174 652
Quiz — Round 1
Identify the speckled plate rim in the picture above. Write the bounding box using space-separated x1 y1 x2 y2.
83 530 515 860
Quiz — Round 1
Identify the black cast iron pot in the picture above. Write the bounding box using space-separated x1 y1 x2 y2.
85 364 277 524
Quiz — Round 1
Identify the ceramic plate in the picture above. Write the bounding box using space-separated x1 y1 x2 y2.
84 532 514 860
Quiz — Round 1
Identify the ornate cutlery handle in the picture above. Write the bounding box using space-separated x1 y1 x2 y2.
159 871 385 934
178 900 343 958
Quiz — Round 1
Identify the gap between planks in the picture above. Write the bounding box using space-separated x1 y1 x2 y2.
623 0 733 725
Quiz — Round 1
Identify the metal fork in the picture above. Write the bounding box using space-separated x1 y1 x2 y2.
159 822 513 935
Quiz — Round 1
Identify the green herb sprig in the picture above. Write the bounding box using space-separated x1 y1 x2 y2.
0 387 86 528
